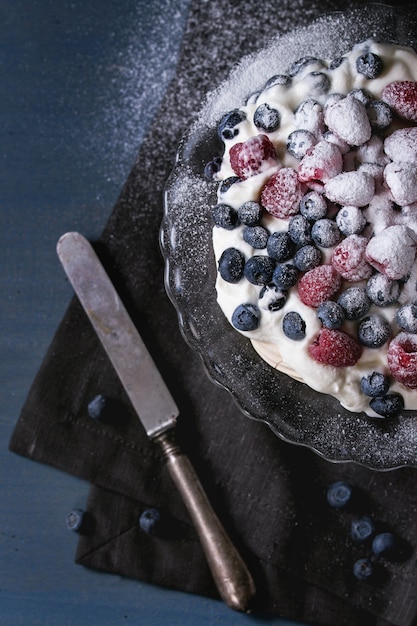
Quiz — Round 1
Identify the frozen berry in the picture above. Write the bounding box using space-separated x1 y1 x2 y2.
381 81 417 123
218 176 240 195
317 300 345 329
331 235 373 282
311 219 341 248
324 96 371 146
384 127 417 163
212 203 239 229
324 171 375 207
365 225 417 280
66 508 86 533
361 372 390 398
263 74 291 88
366 273 400 307
238 201 263 225
231 303 260 331
287 56 324 76
218 109 247 140
384 161 417 206
358 314 391 348
387 332 417 388
293 245 322 272
267 231 295 261
370 394 404 418
372 532 396 556
299 190 328 220
218 248 245 283
337 287 371 320
288 214 312 245
282 311 306 340
261 167 306 218
298 140 343 184
353 558 373 581
272 263 299 290
294 98 325 135
298 265 342 308
87 394 110 421
254 103 281 132
304 71 331 97
230 134 277 179
244 255 276 285
139 508 162 535
326 481 352 508
396 303 417 333
309 328 362 367
356 52 383 79
259 284 287 311
204 156 222 181
243 225 269 249
286 129 317 160
351 516 374 542
366 100 392 130
335 206 366 236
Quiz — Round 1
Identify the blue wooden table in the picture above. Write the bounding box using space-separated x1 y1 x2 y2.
1 1 308 624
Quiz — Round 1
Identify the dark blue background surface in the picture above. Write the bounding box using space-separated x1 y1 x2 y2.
1 1 305 624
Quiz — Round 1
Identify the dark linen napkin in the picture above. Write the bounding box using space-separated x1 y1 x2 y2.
9 1 417 624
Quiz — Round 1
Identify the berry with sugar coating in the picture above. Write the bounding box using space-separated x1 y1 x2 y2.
230 134 277 179
387 332 417 388
298 265 342 308
308 328 362 367
381 81 417 123
261 167 306 218
332 235 373 281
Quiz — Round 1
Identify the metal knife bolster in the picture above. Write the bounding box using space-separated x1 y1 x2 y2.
56 232 256 612
57 231 178 439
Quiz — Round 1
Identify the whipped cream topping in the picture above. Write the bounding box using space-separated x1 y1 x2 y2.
211 40 417 418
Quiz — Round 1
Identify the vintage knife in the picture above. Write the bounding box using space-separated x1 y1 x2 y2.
56 231 256 612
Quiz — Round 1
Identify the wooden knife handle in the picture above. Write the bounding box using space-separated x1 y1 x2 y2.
155 431 256 612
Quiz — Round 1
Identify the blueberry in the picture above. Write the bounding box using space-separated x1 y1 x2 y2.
266 231 295 262
139 508 162 535
288 214 312 245
282 311 306 340
366 273 400 307
218 176 241 195
66 508 86 533
231 303 260 331
317 300 345 329
337 287 371 321
370 394 404 418
259 284 287 311
358 314 391 348
366 100 392 131
204 156 222 181
272 263 299 290
217 109 247 140
263 74 291 89
311 219 341 248
360 372 390 398
395 303 417 333
349 88 371 105
335 206 366 236
286 129 316 160
304 71 331 96
212 203 239 230
326 481 352 508
218 247 245 283
287 56 324 76
293 245 322 272
351 516 374 542
237 201 263 226
299 191 328 221
372 532 396 556
244 255 276 285
243 225 269 249
254 103 281 133
87 394 109 420
356 52 383 79
353 558 373 581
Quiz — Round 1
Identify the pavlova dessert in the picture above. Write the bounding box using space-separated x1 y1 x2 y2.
205 39 417 418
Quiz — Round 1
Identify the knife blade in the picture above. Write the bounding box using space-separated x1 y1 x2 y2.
56 231 256 612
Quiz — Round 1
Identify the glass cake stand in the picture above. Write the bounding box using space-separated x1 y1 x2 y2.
161 4 417 470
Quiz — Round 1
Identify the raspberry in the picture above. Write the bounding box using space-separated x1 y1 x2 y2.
229 134 277 179
261 167 306 218
387 332 417 388
381 81 417 123
298 140 343 184
308 328 362 367
298 264 342 308
331 235 373 281
365 225 417 280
